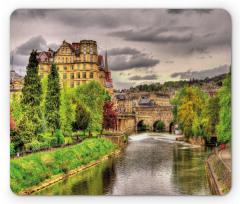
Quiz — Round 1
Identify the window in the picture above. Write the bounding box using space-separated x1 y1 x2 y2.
71 73 74 79
90 47 93 54
77 72 80 79
58 57 60 63
70 57 71 63
40 73 44 79
40 66 44 70
82 81 86 84
83 72 86 78
66 58 68 63
77 65 80 69
62 48 64 54
77 81 80 86
71 65 74 70
83 46 86 53
90 56 93 62
57 66 59 71
83 56 86 62
63 73 67 79
90 72 93 79
62 58 64 63
83 64 86 69
91 65 93 70
55 58 57 63
66 48 68 53
71 82 74 88
63 66 67 71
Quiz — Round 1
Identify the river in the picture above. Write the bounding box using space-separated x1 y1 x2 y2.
35 132 212 195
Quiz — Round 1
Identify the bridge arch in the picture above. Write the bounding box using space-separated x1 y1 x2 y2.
153 120 161 132
137 120 150 131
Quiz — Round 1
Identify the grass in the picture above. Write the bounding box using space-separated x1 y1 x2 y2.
10 139 118 194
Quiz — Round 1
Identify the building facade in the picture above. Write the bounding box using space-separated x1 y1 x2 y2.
37 40 113 94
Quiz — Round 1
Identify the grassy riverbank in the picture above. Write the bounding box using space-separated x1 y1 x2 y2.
10 139 118 194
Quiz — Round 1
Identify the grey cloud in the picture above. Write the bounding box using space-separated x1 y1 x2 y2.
108 27 193 44
167 9 213 15
114 81 137 90
108 47 141 56
13 35 60 56
170 64 230 80
11 9 47 19
187 47 209 55
109 53 159 71
129 74 159 80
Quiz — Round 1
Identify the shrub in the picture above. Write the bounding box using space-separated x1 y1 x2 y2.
10 142 15 155
155 121 165 132
65 137 73 145
40 141 50 149
37 134 44 142
54 129 65 146
50 137 58 147
28 141 41 152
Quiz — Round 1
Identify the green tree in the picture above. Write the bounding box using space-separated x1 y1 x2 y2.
40 76 48 133
45 63 61 136
170 86 188 125
155 121 165 132
72 100 90 135
12 114 34 151
60 82 75 137
21 50 43 136
105 90 111 102
217 68 231 144
10 92 23 123
75 80 105 134
177 87 205 137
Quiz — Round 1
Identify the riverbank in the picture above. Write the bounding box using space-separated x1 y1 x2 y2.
206 146 231 195
10 139 119 195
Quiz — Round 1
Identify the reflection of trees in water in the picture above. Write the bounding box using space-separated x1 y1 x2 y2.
35 158 117 195
171 146 211 195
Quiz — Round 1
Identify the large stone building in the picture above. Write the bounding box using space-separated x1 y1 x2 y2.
37 40 113 94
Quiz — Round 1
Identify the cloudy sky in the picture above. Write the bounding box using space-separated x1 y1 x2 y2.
10 9 231 89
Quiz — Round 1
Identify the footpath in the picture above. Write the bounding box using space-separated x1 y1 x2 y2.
206 146 231 195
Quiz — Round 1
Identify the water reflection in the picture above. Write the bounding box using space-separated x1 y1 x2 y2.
35 133 212 195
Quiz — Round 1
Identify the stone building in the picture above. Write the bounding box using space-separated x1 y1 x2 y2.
37 40 113 95
10 69 24 93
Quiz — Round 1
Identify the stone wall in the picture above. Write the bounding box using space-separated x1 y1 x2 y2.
188 136 206 146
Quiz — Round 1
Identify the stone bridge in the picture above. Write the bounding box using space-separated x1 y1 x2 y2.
116 106 174 133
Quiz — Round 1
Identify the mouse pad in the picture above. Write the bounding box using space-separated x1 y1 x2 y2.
10 9 231 195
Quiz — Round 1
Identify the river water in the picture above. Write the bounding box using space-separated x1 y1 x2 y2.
35 132 212 195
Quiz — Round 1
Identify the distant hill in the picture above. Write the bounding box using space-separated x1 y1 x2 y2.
117 73 227 92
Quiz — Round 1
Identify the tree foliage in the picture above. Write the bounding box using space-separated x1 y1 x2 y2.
10 92 23 123
45 63 61 135
177 87 205 137
60 82 75 137
74 80 105 133
21 50 43 135
72 100 90 133
217 69 231 144
155 121 165 132
170 86 188 124
10 109 18 137
102 102 118 130
12 114 34 151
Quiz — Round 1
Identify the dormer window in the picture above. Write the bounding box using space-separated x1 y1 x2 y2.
66 48 68 53
90 47 93 54
62 48 64 54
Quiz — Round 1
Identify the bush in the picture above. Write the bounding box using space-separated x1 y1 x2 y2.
50 137 58 147
28 141 41 152
10 142 15 155
40 141 50 149
37 134 44 142
155 121 165 132
54 129 65 146
64 137 73 145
